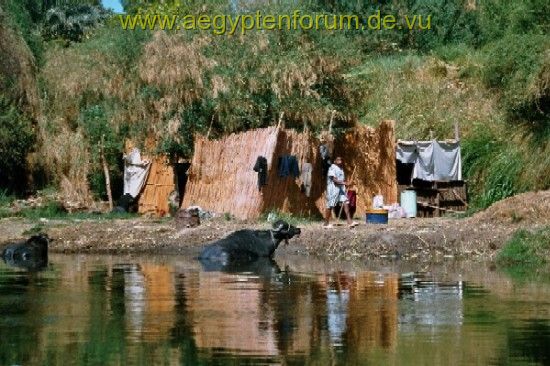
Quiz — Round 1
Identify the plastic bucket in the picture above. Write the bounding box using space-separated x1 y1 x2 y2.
400 189 417 218
366 209 388 224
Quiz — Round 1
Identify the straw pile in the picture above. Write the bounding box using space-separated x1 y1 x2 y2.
182 121 397 220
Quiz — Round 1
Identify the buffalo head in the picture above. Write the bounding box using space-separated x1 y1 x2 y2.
271 220 301 246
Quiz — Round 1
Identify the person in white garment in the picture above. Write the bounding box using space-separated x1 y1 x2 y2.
324 157 357 228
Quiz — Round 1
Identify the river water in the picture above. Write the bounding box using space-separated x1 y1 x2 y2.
0 254 549 365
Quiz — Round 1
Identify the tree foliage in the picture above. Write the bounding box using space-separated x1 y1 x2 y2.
0 96 35 194
43 4 110 42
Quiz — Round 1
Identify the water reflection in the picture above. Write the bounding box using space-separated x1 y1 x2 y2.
0 255 548 365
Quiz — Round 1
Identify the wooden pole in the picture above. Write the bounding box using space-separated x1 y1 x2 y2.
328 110 336 134
100 135 113 210
206 113 215 139
277 111 284 129
454 121 460 141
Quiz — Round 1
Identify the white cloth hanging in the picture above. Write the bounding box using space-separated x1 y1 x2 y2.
397 140 462 181
123 148 151 198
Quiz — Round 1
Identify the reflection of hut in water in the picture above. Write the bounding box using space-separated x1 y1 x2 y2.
120 263 177 342
270 272 329 356
140 264 176 341
398 273 464 328
181 270 330 358
343 272 399 354
183 272 279 355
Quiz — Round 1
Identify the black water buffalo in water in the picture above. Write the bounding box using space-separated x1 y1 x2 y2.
1 234 49 270
198 220 301 266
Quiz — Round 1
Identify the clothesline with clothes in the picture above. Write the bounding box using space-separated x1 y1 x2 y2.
278 155 300 178
396 139 462 182
252 154 314 197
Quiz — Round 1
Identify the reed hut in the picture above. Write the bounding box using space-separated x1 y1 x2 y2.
181 120 397 220
137 156 176 216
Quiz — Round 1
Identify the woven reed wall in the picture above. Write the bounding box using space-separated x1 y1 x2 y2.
261 129 324 218
182 121 397 220
181 127 280 219
335 120 397 214
138 156 175 216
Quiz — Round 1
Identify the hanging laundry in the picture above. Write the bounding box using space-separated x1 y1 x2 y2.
397 140 462 182
123 148 151 198
253 155 268 191
278 155 300 178
320 144 332 177
301 162 313 197
396 142 417 164
347 190 357 217
320 144 330 160
412 141 435 181
433 141 462 181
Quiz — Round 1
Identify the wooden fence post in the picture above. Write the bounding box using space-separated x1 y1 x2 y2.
100 135 113 210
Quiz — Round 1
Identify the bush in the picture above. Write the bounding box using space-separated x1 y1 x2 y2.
2 0 45 64
0 189 15 207
478 0 550 43
0 96 35 194
462 130 520 208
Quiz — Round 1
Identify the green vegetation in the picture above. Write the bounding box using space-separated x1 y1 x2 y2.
261 210 316 226
0 96 35 192
497 227 550 266
0 0 548 209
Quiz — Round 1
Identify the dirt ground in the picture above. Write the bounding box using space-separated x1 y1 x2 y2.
1 190 548 262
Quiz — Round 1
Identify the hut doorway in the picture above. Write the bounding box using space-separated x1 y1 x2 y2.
174 162 190 207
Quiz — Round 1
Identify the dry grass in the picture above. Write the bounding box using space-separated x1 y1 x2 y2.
472 190 550 226
34 125 92 206
0 5 39 118
139 32 215 105
348 55 502 139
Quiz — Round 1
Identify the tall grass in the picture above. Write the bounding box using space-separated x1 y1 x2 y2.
462 126 550 209
346 51 501 139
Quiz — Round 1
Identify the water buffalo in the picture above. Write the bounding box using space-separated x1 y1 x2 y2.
198 220 301 266
1 234 49 270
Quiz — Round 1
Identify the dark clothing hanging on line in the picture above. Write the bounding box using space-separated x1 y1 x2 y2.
253 155 268 191
319 144 331 177
278 155 300 178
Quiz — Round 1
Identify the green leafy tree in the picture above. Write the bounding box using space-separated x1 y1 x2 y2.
0 95 34 194
43 4 110 42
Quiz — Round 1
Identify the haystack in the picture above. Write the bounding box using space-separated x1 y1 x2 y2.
182 121 397 220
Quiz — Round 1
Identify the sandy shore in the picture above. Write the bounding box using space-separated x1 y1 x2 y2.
1 190 548 262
